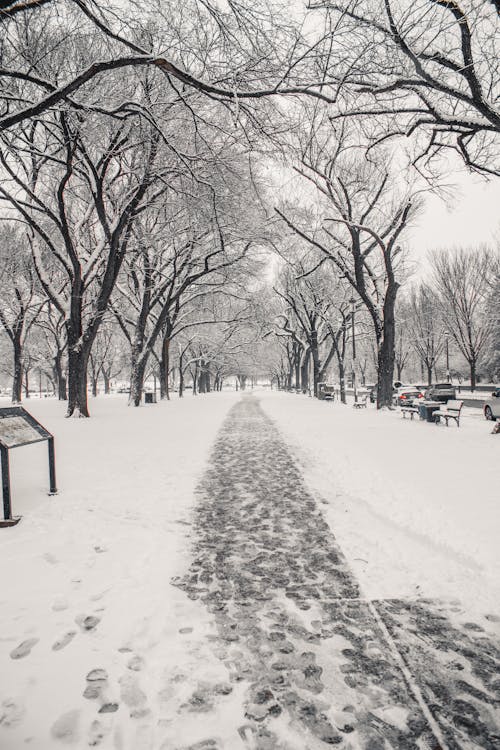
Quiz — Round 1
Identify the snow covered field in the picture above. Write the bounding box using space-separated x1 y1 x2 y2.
260 391 500 616
0 393 237 749
0 390 498 749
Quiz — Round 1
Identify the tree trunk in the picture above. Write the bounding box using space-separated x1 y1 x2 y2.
469 359 476 391
294 344 301 390
179 353 184 398
65 286 92 416
311 331 320 397
198 362 206 393
53 350 67 400
301 350 310 393
102 371 111 395
375 284 398 409
161 336 170 400
59 374 67 400
426 362 433 386
159 357 166 399
12 338 23 404
67 345 91 417
377 339 395 408
336 351 346 404
129 355 148 407
192 362 198 395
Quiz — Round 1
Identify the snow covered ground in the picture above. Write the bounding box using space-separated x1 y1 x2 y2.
0 393 238 749
259 391 500 617
0 390 498 749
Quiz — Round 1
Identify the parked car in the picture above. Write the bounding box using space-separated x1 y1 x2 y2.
392 386 424 407
424 383 456 403
483 389 500 420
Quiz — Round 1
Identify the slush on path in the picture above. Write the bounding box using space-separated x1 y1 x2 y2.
174 394 500 750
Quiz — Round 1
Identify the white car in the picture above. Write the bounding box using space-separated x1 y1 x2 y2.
483 389 500 421
392 385 424 407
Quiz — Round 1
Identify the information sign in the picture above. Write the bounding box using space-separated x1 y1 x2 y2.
0 406 57 527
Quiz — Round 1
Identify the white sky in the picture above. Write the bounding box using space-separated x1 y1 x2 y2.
407 172 500 259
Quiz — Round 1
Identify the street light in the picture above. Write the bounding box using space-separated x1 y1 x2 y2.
350 297 357 403
444 329 450 382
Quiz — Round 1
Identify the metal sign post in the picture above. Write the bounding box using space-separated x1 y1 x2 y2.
0 406 57 527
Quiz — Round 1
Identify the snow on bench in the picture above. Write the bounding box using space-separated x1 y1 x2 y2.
353 395 368 409
401 405 419 420
434 399 464 427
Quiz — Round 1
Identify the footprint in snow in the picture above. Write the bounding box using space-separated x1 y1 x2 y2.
98 703 119 714
88 718 110 747
51 709 80 743
0 698 25 728
126 654 145 671
75 614 100 632
83 668 108 700
52 631 77 651
10 638 39 659
119 673 149 718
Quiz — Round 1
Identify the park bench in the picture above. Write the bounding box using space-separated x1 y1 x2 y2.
401 405 419 419
353 395 368 409
433 399 464 427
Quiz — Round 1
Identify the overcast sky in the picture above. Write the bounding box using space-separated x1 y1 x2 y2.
408 172 500 259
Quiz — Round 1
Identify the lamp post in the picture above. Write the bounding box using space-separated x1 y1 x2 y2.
350 297 357 403
444 330 450 382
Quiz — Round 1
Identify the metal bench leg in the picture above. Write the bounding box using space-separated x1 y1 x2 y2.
1 445 11 521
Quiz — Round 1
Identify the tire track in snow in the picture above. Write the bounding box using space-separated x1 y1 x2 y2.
174 394 500 750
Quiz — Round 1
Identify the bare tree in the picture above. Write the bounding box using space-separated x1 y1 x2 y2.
309 0 500 175
0 228 45 402
0 109 163 416
0 0 334 132
405 284 445 385
276 125 418 407
431 247 497 389
272 257 352 398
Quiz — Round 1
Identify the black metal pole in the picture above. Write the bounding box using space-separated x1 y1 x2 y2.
1 445 12 520
48 437 57 495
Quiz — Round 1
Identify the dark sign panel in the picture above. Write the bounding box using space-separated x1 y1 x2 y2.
0 408 51 448
0 407 56 526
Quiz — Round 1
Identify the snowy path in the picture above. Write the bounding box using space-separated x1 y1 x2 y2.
175 394 500 750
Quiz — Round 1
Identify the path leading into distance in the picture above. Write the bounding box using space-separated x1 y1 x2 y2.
175 394 500 750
